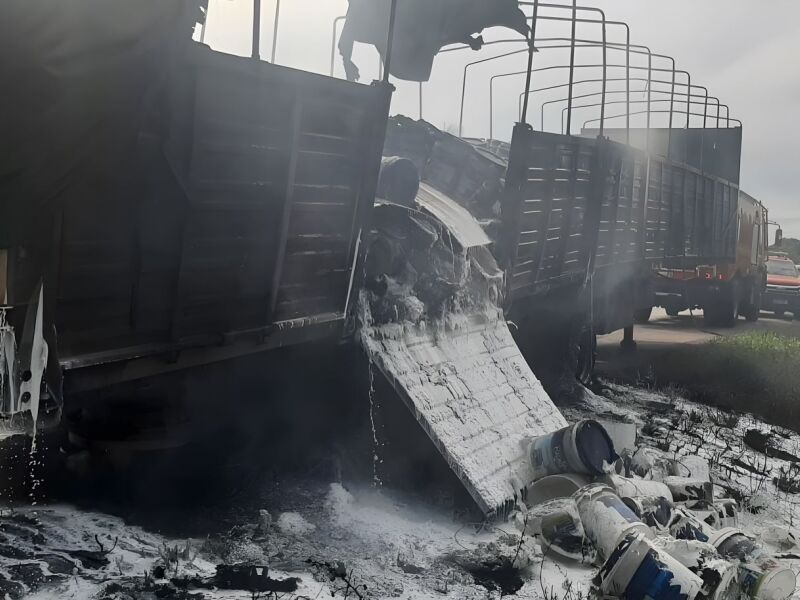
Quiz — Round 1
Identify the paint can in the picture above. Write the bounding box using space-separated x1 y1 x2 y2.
574 484 652 563
655 539 739 600
525 473 591 505
528 420 616 481
669 507 714 543
683 499 737 530
598 533 703 600
526 498 595 563
709 528 764 562
663 476 714 502
698 558 740 600
602 474 674 502
631 446 672 479
622 495 673 530
739 558 797 600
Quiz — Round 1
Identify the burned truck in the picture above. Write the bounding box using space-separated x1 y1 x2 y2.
0 3 392 443
380 112 754 394
0 0 768 519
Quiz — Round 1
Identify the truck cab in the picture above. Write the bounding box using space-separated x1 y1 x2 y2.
763 254 800 318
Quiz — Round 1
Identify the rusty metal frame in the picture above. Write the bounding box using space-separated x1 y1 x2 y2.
519 3 612 136
489 61 683 140
549 88 724 133
582 110 742 129
459 3 612 137
522 81 727 130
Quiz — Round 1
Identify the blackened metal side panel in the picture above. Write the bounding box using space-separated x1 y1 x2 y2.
171 47 392 340
500 128 597 301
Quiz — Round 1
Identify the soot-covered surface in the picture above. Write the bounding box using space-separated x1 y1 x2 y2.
3 383 800 598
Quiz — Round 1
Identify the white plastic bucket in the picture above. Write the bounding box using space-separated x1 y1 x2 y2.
622 495 673 530
739 558 797 600
603 474 674 502
528 498 595 563
656 539 739 600
708 528 763 562
598 533 703 600
669 507 715 543
528 420 616 480
574 483 652 563
526 473 591 505
664 476 714 502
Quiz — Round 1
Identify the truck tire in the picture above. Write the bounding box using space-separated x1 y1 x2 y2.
575 326 596 386
705 283 739 327
665 306 681 317
633 307 653 324
741 288 761 322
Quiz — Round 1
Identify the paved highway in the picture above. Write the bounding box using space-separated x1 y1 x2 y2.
596 307 800 378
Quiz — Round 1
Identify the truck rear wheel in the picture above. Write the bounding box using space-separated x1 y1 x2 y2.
633 307 652 324
741 288 761 322
705 282 739 327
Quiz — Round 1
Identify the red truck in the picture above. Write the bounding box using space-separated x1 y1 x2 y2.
649 190 768 326
762 253 800 318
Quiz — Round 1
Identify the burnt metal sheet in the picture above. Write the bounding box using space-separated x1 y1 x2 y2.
500 127 599 299
415 183 491 249
18 43 392 377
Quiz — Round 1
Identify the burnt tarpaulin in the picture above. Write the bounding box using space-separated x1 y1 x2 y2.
0 0 203 246
339 0 529 82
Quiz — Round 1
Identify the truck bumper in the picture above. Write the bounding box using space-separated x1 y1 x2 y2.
653 277 734 310
762 288 800 314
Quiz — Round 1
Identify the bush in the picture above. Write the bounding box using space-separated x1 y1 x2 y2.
652 332 800 431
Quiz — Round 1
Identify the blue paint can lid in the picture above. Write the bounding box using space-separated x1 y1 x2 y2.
575 419 618 474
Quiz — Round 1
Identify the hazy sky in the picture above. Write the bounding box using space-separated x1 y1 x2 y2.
201 0 800 236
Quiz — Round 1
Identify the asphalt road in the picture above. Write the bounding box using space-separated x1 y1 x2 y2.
596 307 800 378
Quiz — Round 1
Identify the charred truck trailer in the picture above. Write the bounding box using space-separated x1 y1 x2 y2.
0 4 393 437
593 128 770 326
382 117 759 389
0 0 768 514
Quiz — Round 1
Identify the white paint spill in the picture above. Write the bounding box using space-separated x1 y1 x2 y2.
276 511 316 536
359 300 567 515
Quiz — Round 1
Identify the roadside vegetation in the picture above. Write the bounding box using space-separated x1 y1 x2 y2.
649 331 800 431
770 236 800 262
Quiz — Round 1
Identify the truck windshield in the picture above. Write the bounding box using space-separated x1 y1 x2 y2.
767 260 798 277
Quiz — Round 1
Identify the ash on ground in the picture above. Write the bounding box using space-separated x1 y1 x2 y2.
3 382 800 599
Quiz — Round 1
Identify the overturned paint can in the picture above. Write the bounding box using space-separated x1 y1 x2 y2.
622 495 674 530
631 446 672 480
683 499 738 530
526 473 591 505
574 484 652 563
526 498 595 563
655 539 739 600
739 558 797 600
528 420 617 480
598 533 703 600
709 528 764 562
664 476 714 503
669 507 715 543
602 474 674 502
699 558 740 600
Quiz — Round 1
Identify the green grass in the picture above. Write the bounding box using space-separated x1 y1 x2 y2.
652 332 800 430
